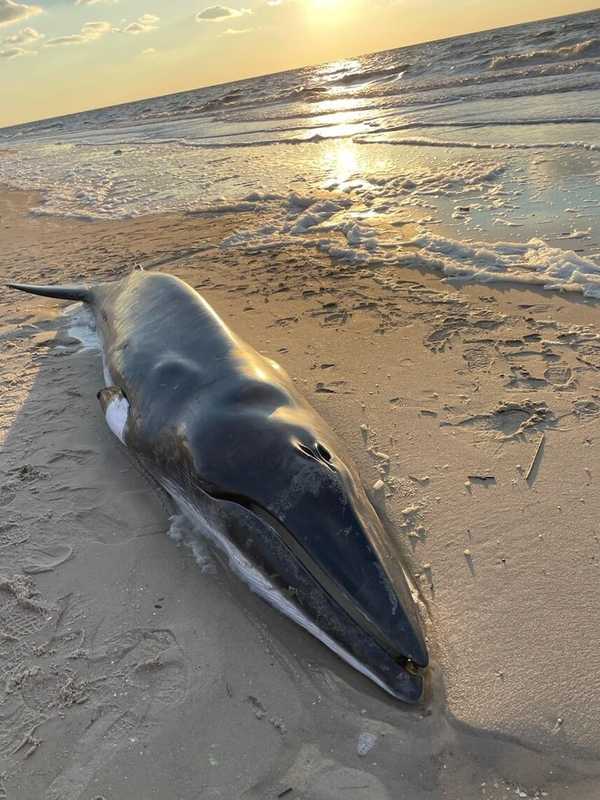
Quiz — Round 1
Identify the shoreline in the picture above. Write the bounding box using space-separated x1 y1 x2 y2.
2 186 600 798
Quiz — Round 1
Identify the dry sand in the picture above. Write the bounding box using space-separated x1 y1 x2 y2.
2 187 600 799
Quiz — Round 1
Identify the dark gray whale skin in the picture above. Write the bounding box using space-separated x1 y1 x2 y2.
9 272 428 702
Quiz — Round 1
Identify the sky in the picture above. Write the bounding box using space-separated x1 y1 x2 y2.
0 0 598 127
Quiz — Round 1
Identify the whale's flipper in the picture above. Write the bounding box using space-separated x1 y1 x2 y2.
97 386 130 444
7 282 91 303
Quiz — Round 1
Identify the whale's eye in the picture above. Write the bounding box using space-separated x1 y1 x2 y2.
316 442 332 462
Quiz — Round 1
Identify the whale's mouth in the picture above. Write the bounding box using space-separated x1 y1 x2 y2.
199 485 426 677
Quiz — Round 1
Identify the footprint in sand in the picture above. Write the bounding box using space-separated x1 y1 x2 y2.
7 614 189 800
463 346 493 370
443 400 554 439
544 365 574 388
276 744 390 800
310 766 389 799
22 543 73 574
9 465 47 484
505 366 547 391
0 486 16 507
572 398 600 419
0 523 29 549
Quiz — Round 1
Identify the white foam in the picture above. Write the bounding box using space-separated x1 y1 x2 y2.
61 304 100 351
167 513 216 575
341 221 378 249
402 233 600 298
289 198 350 234
214 163 600 298
560 228 592 240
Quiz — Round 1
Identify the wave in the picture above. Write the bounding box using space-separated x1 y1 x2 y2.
3 26 599 144
490 37 600 70
327 63 411 86
33 108 599 152
65 130 358 151
534 29 557 41
353 135 599 151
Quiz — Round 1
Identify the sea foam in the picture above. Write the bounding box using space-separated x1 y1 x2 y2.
0 8 598 298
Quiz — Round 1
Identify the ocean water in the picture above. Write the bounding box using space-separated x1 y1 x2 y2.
1 8 599 294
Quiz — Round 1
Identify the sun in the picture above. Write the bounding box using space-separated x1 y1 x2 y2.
311 0 341 8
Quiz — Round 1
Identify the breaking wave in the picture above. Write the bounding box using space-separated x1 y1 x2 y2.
490 37 600 70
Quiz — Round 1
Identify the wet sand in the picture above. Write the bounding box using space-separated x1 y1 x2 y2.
2 187 600 799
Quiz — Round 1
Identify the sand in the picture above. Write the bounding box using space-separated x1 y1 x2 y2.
2 187 600 799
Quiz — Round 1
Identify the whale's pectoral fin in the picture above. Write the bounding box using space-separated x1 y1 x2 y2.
97 386 130 444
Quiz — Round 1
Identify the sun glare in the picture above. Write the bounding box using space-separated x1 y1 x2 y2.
310 0 341 9
319 142 362 186
335 145 360 182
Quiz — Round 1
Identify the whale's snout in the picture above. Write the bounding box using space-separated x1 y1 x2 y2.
189 416 429 702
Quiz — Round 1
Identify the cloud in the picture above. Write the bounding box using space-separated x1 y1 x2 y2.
141 46 155 54
45 19 114 47
81 20 112 38
123 13 159 34
45 13 156 47
196 5 252 22
0 44 28 57
123 21 146 33
2 24 42 44
75 0 118 5
46 33 87 46
0 0 42 29
222 26 252 35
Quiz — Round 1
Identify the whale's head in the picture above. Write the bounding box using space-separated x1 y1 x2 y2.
178 374 429 702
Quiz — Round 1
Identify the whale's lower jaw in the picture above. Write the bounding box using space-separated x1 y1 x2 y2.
161 479 424 703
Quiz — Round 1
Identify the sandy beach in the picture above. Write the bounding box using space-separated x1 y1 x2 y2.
2 185 600 799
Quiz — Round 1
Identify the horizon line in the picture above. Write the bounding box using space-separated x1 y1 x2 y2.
1 5 595 133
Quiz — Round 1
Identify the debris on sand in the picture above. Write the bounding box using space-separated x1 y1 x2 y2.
356 732 378 756
526 433 545 484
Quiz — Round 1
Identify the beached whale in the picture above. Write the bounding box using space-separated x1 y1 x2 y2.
9 272 428 702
